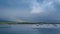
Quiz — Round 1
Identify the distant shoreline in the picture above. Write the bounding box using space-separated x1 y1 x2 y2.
0 22 60 24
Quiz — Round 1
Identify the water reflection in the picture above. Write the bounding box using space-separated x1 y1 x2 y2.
32 24 60 28
0 24 60 34
0 24 11 28
34 28 60 34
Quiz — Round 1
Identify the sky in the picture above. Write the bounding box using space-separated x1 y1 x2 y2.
0 0 60 22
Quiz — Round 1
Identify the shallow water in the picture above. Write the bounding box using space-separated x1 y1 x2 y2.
0 24 60 34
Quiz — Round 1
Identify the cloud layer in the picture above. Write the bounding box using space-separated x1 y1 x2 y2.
0 0 60 22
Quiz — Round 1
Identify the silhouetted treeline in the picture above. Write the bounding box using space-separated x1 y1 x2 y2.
0 21 60 24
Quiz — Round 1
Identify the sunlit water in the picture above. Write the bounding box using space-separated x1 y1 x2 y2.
0 24 60 34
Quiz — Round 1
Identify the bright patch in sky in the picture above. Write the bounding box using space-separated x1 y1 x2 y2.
30 0 44 14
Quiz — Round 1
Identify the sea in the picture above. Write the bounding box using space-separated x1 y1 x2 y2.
0 24 60 34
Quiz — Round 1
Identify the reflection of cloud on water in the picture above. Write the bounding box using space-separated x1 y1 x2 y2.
32 24 60 28
35 28 59 34
32 24 60 34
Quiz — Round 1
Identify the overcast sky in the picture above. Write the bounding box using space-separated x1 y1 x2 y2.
0 0 60 22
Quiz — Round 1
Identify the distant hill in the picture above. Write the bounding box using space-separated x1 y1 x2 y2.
0 19 14 22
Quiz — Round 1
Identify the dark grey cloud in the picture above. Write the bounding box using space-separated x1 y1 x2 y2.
0 0 60 22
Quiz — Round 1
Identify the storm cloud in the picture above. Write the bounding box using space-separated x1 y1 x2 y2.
0 0 60 22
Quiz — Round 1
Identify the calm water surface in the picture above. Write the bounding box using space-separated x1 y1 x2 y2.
0 24 60 34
